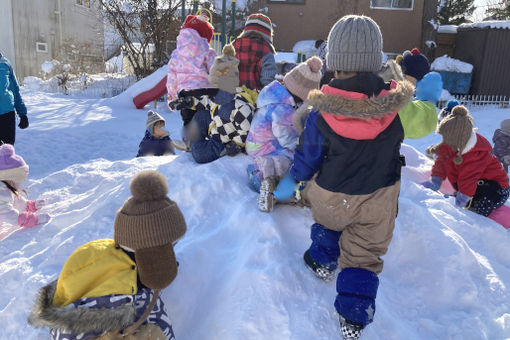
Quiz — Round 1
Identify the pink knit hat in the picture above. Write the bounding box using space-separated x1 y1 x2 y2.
0 144 29 185
283 56 323 102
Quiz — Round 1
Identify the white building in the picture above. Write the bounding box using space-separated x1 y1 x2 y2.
0 0 104 79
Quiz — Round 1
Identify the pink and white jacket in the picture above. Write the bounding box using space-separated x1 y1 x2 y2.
166 28 217 102
0 182 42 228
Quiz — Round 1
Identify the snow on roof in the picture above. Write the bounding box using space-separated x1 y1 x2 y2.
459 20 510 30
438 25 458 34
431 55 473 73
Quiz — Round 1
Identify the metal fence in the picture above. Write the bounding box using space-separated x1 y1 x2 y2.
437 95 510 109
211 33 233 55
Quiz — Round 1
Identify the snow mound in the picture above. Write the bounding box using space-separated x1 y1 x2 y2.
460 20 510 30
438 25 458 34
292 40 317 58
431 55 473 73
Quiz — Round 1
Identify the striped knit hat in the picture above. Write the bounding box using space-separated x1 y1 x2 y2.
243 14 273 43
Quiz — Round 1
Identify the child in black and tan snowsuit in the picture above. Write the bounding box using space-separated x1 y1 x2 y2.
28 171 187 340
289 15 418 340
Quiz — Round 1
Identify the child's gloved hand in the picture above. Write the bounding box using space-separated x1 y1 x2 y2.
455 192 472 208
18 115 29 129
224 142 241 157
415 72 443 104
421 176 442 191
273 174 298 201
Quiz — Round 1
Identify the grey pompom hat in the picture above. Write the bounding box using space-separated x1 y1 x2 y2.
326 15 383 73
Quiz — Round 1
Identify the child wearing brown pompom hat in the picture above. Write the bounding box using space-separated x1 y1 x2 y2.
29 170 187 340
423 106 509 218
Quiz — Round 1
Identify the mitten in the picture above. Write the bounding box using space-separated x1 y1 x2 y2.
18 212 38 228
455 192 472 208
273 174 298 201
421 176 442 191
18 115 29 129
224 141 241 157
415 72 443 104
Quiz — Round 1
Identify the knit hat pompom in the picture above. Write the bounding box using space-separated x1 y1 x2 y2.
130 170 168 202
306 56 323 73
222 43 236 57
0 144 15 157
451 105 468 117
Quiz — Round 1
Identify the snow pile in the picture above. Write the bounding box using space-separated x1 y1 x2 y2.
431 55 473 73
460 20 510 30
41 61 55 74
439 88 455 101
292 40 317 58
438 25 458 34
0 89 510 339
275 52 298 63
22 73 136 98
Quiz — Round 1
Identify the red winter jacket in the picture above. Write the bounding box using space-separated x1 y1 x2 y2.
431 133 509 196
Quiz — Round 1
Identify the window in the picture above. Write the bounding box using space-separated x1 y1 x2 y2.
268 0 305 3
36 42 48 53
76 0 91 8
370 0 413 10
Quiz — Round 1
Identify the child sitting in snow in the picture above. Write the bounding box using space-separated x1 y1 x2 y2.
208 44 240 94
493 118 510 172
439 99 460 121
246 56 322 212
0 144 49 229
136 110 175 157
29 170 187 340
422 106 509 225
166 14 216 127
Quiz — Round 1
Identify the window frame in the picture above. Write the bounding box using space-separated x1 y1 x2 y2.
370 0 414 11
36 42 48 53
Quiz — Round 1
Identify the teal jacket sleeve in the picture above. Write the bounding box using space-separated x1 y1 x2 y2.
8 64 27 116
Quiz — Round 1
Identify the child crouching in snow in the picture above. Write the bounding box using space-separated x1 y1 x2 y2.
136 110 175 157
28 170 187 340
422 106 509 227
493 118 510 172
245 56 322 212
0 144 49 229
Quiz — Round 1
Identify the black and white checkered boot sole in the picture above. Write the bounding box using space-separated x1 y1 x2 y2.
303 250 335 282
339 315 363 340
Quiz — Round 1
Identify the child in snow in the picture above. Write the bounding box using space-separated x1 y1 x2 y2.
246 56 322 212
208 44 240 94
232 14 277 90
493 118 510 172
396 48 443 139
422 106 509 225
28 170 187 340
1 52 28 145
0 144 49 228
439 99 460 121
289 16 415 339
136 110 175 157
166 14 216 125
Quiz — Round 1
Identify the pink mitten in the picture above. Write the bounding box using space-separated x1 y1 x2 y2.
26 200 37 213
18 212 39 228
37 213 51 225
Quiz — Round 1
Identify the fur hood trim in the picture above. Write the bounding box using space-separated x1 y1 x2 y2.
28 281 136 334
307 80 414 119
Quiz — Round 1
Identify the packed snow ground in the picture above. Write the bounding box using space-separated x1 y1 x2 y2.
1 89 510 340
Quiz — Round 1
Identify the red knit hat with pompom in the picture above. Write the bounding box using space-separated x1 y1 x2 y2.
283 56 323 102
182 14 214 43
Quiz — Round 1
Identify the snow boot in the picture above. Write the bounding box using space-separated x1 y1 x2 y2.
339 315 364 340
303 250 335 282
258 176 277 212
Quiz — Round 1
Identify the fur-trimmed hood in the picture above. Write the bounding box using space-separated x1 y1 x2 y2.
307 80 414 119
28 281 136 334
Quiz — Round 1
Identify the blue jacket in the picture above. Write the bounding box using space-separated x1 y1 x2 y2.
291 74 414 195
137 131 175 157
0 53 27 116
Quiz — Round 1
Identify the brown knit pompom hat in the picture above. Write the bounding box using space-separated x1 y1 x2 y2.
114 170 187 289
437 105 474 164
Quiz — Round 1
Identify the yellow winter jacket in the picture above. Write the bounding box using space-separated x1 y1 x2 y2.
53 239 138 306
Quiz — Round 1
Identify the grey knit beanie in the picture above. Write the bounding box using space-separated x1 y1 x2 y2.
146 110 165 132
326 15 383 73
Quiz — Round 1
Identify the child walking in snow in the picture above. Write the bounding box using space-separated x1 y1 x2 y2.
0 144 49 229
136 110 175 157
493 119 510 172
1 52 29 145
246 56 322 212
29 170 187 340
166 14 216 126
232 14 277 91
422 106 509 228
289 16 416 339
